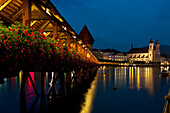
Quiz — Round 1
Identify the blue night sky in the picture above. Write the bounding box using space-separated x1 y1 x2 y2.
51 0 170 52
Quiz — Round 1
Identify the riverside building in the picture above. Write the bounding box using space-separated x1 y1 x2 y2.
127 38 161 63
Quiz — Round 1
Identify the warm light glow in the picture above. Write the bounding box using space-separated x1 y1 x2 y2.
54 14 63 22
137 67 140 90
30 20 37 26
0 0 12 11
46 8 51 15
87 53 90 58
79 78 97 113
41 5 45 10
73 36 76 39
78 40 82 44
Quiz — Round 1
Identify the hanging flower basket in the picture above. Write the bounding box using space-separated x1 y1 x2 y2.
0 21 96 74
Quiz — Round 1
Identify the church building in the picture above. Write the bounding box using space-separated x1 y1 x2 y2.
127 39 161 63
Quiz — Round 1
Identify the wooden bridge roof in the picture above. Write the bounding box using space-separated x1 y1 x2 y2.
0 0 99 64
0 0 80 40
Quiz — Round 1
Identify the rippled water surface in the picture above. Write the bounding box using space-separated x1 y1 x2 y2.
0 66 169 113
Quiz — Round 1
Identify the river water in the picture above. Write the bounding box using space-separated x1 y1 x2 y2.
0 66 169 113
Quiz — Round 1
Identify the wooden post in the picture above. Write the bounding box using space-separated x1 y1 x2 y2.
76 68 83 84
22 0 31 27
66 71 71 96
20 72 28 97
47 72 59 97
67 33 71 47
86 66 90 79
60 72 66 96
41 72 46 96
53 21 58 40
66 71 71 84
75 41 78 52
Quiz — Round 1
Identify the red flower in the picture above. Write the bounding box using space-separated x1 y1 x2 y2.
34 27 36 30
7 36 10 39
67 46 69 52
40 30 43 33
3 40 6 44
29 43 33 46
28 33 31 37
32 32 34 36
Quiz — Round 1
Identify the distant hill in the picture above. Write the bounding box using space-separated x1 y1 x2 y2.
93 48 120 54
160 45 170 57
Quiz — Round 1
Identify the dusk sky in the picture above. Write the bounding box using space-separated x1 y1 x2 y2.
51 0 170 52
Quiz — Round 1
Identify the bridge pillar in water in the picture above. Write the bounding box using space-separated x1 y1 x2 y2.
60 72 66 96
41 72 46 96
66 71 71 96
20 71 27 97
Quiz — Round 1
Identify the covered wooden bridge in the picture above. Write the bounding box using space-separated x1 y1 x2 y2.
0 0 100 97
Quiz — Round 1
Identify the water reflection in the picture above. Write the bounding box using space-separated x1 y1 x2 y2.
112 66 157 95
80 78 97 113
0 66 169 113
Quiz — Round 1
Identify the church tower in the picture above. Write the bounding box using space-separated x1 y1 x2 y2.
148 38 154 62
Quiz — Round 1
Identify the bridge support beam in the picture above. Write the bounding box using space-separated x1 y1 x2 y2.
47 72 59 97
22 0 31 27
66 71 71 96
60 72 66 96
20 72 27 97
20 72 39 97
41 72 46 96
53 21 58 40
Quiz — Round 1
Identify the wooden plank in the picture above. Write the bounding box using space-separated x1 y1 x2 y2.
0 14 13 23
8 3 19 10
0 11 11 18
3 8 13 15
12 7 23 20
12 0 22 7
6 6 15 12
0 0 12 12
16 0 23 5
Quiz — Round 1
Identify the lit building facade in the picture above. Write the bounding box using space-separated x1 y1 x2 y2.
127 39 161 62
92 49 103 60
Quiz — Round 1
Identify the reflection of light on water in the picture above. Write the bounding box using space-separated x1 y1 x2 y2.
148 68 154 95
103 66 106 91
137 67 140 90
129 67 134 89
80 78 97 113
103 73 106 91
